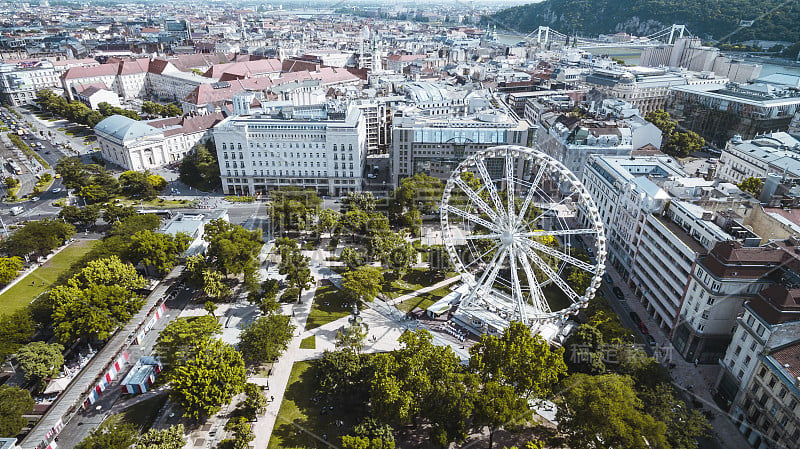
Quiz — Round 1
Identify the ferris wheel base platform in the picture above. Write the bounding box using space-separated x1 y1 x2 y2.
451 306 577 346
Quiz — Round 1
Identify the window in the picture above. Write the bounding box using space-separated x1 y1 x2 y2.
758 367 767 378
768 376 777 389
734 346 742 356
747 315 755 327
701 310 710 320
778 388 787 399
743 355 751 366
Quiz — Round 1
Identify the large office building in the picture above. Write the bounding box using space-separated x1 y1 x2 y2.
667 82 800 146
211 96 367 196
579 155 685 277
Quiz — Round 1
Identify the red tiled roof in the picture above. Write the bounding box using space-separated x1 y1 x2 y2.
771 342 800 379
203 59 282 79
73 82 109 94
149 112 225 137
749 284 800 324
62 63 118 80
387 54 427 62
118 59 149 75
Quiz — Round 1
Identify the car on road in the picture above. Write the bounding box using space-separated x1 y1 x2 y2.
638 321 649 334
646 334 656 346
612 286 625 300
30 196 39 202
629 311 642 325
52 188 61 193
10 206 23 215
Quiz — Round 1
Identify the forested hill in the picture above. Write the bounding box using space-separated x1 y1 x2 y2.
487 0 800 43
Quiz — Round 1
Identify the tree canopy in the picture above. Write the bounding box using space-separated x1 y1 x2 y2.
155 315 221 370
556 374 668 449
128 230 191 276
469 321 567 399
0 385 34 437
15 341 65 389
169 339 246 420
179 142 221 192
1 219 75 258
342 266 383 302
238 314 295 365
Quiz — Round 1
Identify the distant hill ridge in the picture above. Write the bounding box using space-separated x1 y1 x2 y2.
487 0 800 43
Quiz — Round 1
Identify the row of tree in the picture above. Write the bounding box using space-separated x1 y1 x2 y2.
37 89 140 128
57 158 168 202
141 101 183 118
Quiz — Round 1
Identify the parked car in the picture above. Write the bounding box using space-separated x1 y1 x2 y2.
646 334 657 346
638 321 649 334
612 286 625 300
52 188 61 193
629 311 642 325
10 206 24 215
604 273 613 285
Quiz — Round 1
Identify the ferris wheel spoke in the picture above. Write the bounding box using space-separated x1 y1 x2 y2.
516 250 551 315
519 244 582 303
474 156 507 220
477 247 508 297
505 150 515 220
516 163 546 226
442 204 501 234
462 233 502 240
462 240 502 271
527 192 575 230
453 176 501 223
519 237 597 274
520 228 598 238
508 247 528 324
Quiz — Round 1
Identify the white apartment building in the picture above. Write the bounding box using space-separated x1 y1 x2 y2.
211 97 367 196
0 60 60 106
672 241 775 364
95 113 222 171
631 200 732 332
579 155 685 278
736 344 800 449
718 133 800 184
713 260 800 449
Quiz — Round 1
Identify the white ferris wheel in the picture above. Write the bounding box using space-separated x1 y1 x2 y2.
440 145 606 332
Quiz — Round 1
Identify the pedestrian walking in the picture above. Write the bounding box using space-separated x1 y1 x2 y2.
694 358 699 367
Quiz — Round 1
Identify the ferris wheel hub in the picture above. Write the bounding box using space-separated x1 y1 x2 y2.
500 230 514 246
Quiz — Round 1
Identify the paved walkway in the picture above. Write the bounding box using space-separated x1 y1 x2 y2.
21 264 186 449
605 267 749 449
385 274 461 306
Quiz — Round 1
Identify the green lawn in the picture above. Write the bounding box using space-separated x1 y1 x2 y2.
396 285 453 313
299 335 316 349
118 393 169 431
269 361 363 449
381 268 457 300
0 240 98 315
306 286 351 330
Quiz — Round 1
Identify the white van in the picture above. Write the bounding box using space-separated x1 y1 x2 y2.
10 206 24 216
